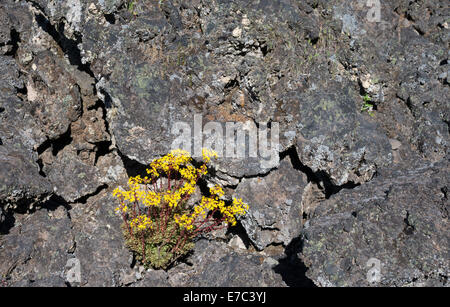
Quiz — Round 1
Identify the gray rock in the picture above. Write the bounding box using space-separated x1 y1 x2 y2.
0 203 73 286
285 84 393 185
234 157 306 250
132 268 170 287
0 9 11 54
0 55 52 209
0 0 449 288
0 143 51 210
69 190 132 286
26 51 83 140
301 161 450 286
167 239 286 287
43 147 103 202
25 0 447 184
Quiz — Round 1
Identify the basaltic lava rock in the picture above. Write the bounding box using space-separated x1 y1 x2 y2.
0 0 448 287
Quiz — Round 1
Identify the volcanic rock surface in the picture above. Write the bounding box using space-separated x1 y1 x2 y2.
0 0 448 287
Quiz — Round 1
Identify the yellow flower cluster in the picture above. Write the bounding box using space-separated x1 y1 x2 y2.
163 190 182 208
179 165 198 182
202 148 218 163
209 185 224 197
179 164 209 184
215 197 248 226
160 180 198 208
114 202 128 214
129 215 153 231
175 192 249 229
174 214 195 231
112 176 147 202
113 149 211 210
180 181 196 195
226 198 250 225
113 186 135 203
113 148 246 230
142 190 161 207
198 196 225 215
147 149 192 177
174 196 224 230
112 148 252 269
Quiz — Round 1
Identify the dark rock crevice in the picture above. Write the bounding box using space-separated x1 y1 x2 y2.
439 186 448 218
0 194 71 235
36 126 73 157
35 127 73 178
4 28 20 58
93 140 113 165
273 237 316 287
280 146 360 199
36 158 46 177
403 210 415 235
90 94 116 164
103 13 117 25
0 208 16 235
36 195 72 216
116 149 149 178
225 220 255 250
72 184 108 205
32 10 94 78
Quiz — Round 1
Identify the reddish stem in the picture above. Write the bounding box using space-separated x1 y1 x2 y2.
168 167 172 191
141 231 146 264
172 228 185 254
122 213 133 236
177 231 190 254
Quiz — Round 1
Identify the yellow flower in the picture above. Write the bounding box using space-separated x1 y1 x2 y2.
210 185 224 198
129 215 152 231
146 166 160 178
174 213 195 229
179 165 197 181
112 149 250 252
143 191 161 207
202 148 218 163
114 203 128 214
179 182 196 196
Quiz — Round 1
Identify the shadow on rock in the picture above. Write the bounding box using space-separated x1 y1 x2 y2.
273 237 316 287
0 195 71 235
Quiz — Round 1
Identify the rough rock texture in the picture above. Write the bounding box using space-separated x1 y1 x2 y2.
0 0 449 287
0 55 52 209
0 201 73 287
0 142 51 210
68 191 132 286
302 161 449 287
289 85 393 185
234 156 306 250
166 239 286 287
